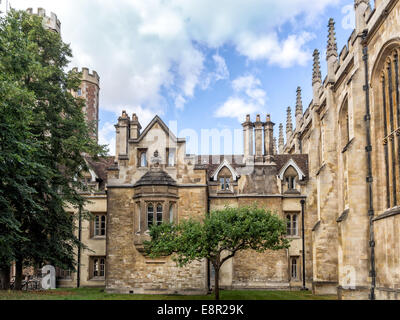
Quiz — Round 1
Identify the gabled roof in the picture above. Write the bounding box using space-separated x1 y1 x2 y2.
134 170 177 187
85 156 115 190
277 157 306 180
132 115 185 143
274 154 308 178
210 159 240 181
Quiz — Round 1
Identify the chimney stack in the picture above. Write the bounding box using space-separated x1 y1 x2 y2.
115 110 130 161
264 114 275 156
130 113 142 140
242 114 254 163
254 114 263 162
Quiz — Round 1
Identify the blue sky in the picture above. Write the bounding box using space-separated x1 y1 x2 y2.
7 0 370 155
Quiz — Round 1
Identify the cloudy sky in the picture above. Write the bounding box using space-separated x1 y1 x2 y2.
4 0 363 155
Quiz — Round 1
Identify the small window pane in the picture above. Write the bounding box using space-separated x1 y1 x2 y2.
94 216 100 236
169 205 174 223
292 215 297 235
291 258 297 279
156 204 163 225
100 259 105 277
220 178 225 190
101 216 106 236
225 178 230 190
147 204 154 228
286 215 291 235
93 259 99 277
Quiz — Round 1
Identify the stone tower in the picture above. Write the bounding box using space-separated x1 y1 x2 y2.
72 67 101 143
26 8 61 34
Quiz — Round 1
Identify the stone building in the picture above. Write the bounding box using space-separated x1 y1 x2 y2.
18 1 400 299
281 0 400 300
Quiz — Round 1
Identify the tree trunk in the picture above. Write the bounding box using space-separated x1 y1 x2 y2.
14 259 23 290
0 265 11 290
214 266 220 300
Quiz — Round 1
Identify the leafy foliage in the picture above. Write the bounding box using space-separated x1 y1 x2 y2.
144 205 290 299
0 9 106 280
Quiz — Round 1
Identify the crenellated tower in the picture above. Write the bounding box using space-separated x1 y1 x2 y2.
26 8 61 34
72 67 101 143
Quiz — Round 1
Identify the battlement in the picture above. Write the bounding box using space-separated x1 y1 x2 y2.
26 7 61 34
72 67 100 85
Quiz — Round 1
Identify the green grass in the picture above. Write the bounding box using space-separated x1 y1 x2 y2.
0 287 337 300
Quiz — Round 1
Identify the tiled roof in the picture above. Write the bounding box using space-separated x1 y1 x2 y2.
194 154 309 180
85 156 115 190
134 170 177 187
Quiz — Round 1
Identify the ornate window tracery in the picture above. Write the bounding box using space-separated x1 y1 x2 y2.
380 49 400 209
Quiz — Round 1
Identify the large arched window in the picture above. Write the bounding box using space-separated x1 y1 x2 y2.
379 49 400 209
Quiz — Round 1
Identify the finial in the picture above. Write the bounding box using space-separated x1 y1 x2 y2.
327 18 338 60
296 87 303 117
354 0 369 8
278 124 284 154
286 106 293 137
312 49 322 85
256 114 261 122
266 114 271 122
246 114 251 122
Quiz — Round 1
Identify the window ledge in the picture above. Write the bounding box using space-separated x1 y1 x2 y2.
91 236 106 240
373 206 400 222
341 138 355 154
217 190 234 194
89 278 105 281
336 209 349 223
284 189 301 195
316 163 326 176
287 236 301 240
312 220 321 232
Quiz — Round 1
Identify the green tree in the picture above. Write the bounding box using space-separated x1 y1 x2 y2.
144 206 290 300
0 9 106 289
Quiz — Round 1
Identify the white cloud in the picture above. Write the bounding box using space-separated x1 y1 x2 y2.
201 54 230 89
98 122 116 156
11 0 340 147
235 32 315 68
215 75 267 122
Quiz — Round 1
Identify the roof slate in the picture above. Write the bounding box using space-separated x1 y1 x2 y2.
134 170 177 187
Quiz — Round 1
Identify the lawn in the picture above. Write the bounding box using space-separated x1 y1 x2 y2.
0 287 337 300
